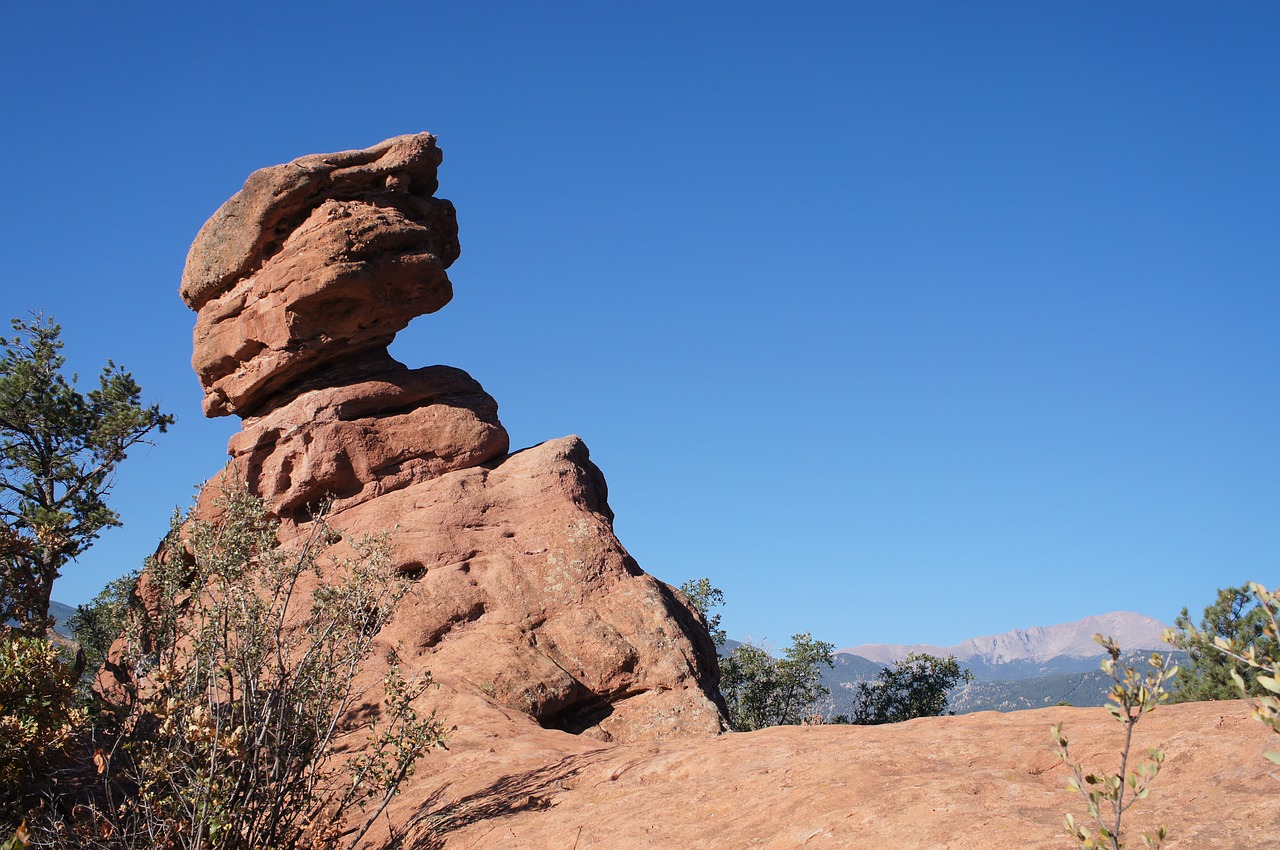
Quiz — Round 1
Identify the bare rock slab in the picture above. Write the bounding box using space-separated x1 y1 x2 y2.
386 700 1280 849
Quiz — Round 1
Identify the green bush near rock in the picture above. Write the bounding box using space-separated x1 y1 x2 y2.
841 652 973 725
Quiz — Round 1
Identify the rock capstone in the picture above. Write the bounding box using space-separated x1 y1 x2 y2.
185 134 460 417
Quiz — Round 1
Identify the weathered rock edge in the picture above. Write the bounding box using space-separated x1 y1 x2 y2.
182 133 456 310
185 134 461 417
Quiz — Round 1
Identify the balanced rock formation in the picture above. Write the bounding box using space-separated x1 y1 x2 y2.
178 135 1280 848
183 133 727 745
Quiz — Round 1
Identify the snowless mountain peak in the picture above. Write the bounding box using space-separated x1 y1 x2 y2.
838 612 1171 666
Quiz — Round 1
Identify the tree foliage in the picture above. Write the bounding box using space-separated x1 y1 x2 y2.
66 573 137 698
0 631 85 828
844 652 973 725
1053 635 1178 850
0 315 172 636
1179 582 1280 771
677 577 726 647
0 314 168 835
1170 584 1278 703
720 633 835 730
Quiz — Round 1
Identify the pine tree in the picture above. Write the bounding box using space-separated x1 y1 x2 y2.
1171 584 1278 702
0 314 172 636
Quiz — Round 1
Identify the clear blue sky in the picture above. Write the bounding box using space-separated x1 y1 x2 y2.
2 2 1276 648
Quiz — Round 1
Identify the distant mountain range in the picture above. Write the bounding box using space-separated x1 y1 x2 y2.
838 611 1171 670
827 611 1175 714
944 647 1181 713
48 600 77 637
8 600 79 637
725 612 1178 716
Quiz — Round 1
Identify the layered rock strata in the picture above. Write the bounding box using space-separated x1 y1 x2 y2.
182 133 727 743
183 134 461 419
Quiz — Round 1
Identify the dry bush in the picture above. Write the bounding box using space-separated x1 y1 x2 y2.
29 480 447 849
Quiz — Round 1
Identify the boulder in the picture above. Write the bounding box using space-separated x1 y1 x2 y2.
181 133 456 311
185 136 460 417
326 436 727 743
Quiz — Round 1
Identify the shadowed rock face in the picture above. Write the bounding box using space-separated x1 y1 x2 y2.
181 133 728 747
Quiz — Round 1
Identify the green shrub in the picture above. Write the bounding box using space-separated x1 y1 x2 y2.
720 633 835 730
844 653 973 724
1181 582 1280 768
66 572 137 702
1170 584 1278 702
677 578 726 647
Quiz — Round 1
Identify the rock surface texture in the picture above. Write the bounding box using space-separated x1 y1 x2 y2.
183 134 727 753
388 700 1280 849
184 136 1277 848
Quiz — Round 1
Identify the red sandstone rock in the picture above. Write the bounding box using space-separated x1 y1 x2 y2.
376 700 1280 849
322 435 726 744
191 195 458 417
179 133 728 750
184 135 460 417
181 133 456 311
227 358 508 515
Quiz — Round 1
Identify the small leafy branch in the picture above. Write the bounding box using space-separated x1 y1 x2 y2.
1185 582 1280 771
677 578 726 648
0 822 30 850
1052 635 1178 850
